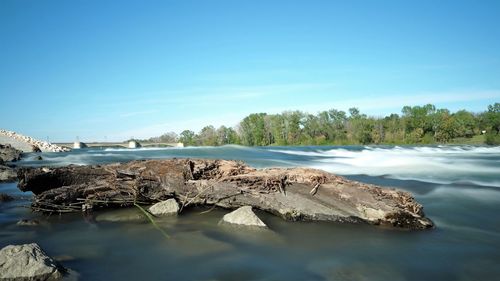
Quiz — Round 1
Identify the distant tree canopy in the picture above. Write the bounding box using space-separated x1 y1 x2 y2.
142 103 500 146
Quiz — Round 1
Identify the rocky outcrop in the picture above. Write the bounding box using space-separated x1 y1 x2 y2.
31 145 42 153
0 243 66 281
149 199 179 216
0 144 22 162
0 144 22 182
0 165 17 182
16 159 434 230
221 206 267 227
0 130 69 152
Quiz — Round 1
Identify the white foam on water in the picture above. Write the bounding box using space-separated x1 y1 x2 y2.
271 146 500 187
102 147 181 152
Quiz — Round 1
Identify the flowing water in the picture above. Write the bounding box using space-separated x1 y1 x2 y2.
1 145 500 281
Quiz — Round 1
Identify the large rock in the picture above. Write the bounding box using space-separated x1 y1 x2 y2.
16 159 434 230
149 199 179 216
221 206 267 227
0 144 22 162
0 243 65 281
0 165 17 182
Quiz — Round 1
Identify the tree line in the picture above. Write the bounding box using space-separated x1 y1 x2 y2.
139 103 500 146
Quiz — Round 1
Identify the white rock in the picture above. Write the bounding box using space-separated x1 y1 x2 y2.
0 243 65 281
221 206 267 227
149 199 179 216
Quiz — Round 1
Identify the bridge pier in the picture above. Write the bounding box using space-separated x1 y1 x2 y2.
128 141 141 148
73 142 87 149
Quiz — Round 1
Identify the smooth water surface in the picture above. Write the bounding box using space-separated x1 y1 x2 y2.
1 145 500 281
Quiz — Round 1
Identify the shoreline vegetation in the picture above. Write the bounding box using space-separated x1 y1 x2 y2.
137 103 500 147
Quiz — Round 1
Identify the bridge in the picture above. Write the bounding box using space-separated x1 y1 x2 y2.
55 141 184 149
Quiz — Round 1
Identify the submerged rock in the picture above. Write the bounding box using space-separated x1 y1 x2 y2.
168 231 233 257
95 208 145 222
149 199 179 216
221 206 267 227
16 219 40 226
0 243 66 281
0 193 14 202
16 159 434 230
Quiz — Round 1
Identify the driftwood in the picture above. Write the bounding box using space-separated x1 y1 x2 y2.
17 159 433 230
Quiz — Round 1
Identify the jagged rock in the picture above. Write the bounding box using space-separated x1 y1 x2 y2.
221 206 267 227
0 165 17 182
0 143 22 162
0 243 66 281
16 159 434 230
149 199 179 216
32 145 42 153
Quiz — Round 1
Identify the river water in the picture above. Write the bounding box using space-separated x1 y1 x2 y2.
1 145 499 281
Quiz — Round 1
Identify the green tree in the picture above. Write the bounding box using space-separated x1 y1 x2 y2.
198 125 218 146
453 110 477 137
239 113 267 146
402 104 436 143
179 130 196 146
433 110 458 142
483 103 500 145
282 111 303 145
216 126 241 145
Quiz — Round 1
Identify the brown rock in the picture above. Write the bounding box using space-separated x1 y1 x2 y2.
16 159 433 230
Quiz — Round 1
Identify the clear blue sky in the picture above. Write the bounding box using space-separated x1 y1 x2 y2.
1 0 499 142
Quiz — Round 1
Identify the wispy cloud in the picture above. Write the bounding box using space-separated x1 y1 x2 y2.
262 89 500 115
109 82 337 108
119 109 159 118
110 112 245 140
105 88 499 140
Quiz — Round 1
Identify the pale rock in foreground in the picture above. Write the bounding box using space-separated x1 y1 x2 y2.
221 206 267 227
0 243 65 281
149 199 179 216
